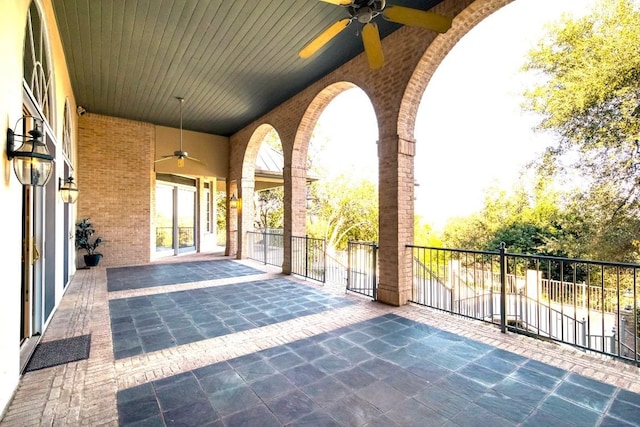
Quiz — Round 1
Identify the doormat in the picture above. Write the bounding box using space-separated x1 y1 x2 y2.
24 334 91 372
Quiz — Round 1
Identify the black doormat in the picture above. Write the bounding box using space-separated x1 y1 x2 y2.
25 334 91 372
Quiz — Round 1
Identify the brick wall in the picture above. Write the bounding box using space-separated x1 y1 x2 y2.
229 0 512 305
77 113 154 267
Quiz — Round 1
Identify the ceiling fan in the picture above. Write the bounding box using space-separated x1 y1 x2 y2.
299 0 452 69
154 97 205 168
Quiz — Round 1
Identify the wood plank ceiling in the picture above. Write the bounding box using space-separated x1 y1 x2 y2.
52 0 443 136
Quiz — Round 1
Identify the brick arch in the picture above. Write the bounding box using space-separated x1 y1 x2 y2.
291 81 360 169
398 0 513 141
228 123 282 257
241 123 280 179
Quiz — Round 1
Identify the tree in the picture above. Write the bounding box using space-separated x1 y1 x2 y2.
522 0 640 207
306 173 378 251
255 188 284 230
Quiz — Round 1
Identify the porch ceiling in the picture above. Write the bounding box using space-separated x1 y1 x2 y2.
52 0 443 136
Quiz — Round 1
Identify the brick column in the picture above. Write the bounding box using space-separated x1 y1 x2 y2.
236 178 255 259
282 165 307 274
377 134 415 306
225 180 239 257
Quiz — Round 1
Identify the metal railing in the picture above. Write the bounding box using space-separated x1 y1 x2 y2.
246 231 284 267
408 244 639 364
347 241 378 299
291 235 326 283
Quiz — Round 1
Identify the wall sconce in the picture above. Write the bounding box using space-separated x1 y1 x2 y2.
6 116 54 186
59 176 78 204
229 194 238 209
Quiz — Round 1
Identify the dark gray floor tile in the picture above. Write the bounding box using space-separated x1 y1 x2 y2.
385 397 448 427
193 362 232 379
474 353 519 375
220 404 281 427
291 410 342 427
363 415 401 427
406 360 451 382
162 399 218 426
475 389 536 423
488 348 528 365
361 338 398 355
235 359 276 383
337 365 378 389
425 350 469 371
268 351 306 371
325 394 383 426
450 403 513 427
199 370 245 394
357 380 410 412
599 415 637 426
380 348 420 367
293 343 330 362
434 373 490 402
607 398 640 425
122 414 165 427
118 395 161 425
156 375 208 412
383 369 430 396
539 395 600 426
266 389 317 425
304 354 346 375
616 389 640 407
491 377 547 407
554 381 612 412
250 373 295 401
458 363 507 387
414 385 471 418
510 366 560 391
281 363 325 387
524 359 567 379
208 385 261 418
301 375 351 406
521 409 576 427
565 373 616 397
359 358 403 380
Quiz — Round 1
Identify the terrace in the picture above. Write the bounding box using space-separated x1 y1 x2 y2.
2 251 640 426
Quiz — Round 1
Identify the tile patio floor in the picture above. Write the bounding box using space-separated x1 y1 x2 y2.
2 252 640 426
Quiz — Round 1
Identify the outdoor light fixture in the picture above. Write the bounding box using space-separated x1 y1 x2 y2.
6 116 54 186
230 194 238 209
59 176 78 204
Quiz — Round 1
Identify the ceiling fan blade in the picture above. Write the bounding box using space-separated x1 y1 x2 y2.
383 6 452 33
154 156 174 163
299 18 351 59
362 22 384 70
185 156 207 166
319 0 352 5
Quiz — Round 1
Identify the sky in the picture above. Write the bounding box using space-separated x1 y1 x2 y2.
312 0 598 230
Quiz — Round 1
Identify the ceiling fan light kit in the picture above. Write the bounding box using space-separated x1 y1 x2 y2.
300 0 452 69
155 97 206 168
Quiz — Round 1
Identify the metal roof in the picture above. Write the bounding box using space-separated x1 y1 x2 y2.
52 0 443 136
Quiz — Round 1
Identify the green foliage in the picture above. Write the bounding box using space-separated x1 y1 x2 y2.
255 188 284 230
306 173 378 251
414 216 442 247
75 218 103 255
522 0 640 206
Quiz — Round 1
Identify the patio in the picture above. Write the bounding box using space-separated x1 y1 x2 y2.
2 253 640 426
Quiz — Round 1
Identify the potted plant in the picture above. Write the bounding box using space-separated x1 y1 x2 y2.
75 218 104 267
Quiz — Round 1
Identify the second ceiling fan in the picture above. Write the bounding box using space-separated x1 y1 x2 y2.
299 0 452 69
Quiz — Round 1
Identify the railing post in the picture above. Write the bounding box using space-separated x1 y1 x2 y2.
500 242 507 333
611 326 617 354
581 317 587 347
304 235 309 279
372 242 378 301
263 230 268 265
347 241 351 292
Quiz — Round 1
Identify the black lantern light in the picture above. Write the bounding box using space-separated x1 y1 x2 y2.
7 116 54 186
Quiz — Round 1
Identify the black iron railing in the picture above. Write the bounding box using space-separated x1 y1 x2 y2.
407 244 640 364
347 241 378 300
291 235 326 283
246 231 284 267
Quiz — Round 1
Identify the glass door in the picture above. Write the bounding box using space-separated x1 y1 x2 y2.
155 181 196 256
